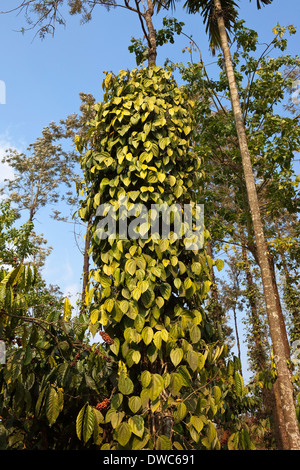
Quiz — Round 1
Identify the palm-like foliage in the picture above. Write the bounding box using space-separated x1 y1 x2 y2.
158 0 273 53
184 0 238 54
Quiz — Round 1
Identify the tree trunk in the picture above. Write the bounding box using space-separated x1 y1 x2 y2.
239 227 267 370
144 0 157 66
232 303 242 372
268 253 290 359
80 219 92 314
239 226 289 449
214 0 300 449
206 238 223 324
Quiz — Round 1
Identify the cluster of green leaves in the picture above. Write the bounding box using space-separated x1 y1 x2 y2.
129 17 185 66
76 65 255 450
0 203 114 449
0 271 113 449
0 201 34 266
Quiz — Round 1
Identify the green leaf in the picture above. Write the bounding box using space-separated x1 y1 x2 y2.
203 280 212 295
190 415 204 433
132 430 150 450
212 385 222 404
127 302 138 320
148 374 164 401
125 259 137 276
111 411 125 429
153 331 162 350
119 300 129 313
161 329 169 342
128 396 142 413
132 350 141 364
215 258 224 272
76 403 85 441
159 239 169 252
170 348 183 367
175 401 187 421
76 403 95 443
139 279 149 293
147 343 158 364
227 432 237 450
183 125 191 135
23 345 33 366
184 277 193 290
234 371 244 397
189 425 200 443
156 296 164 308
206 421 217 444
132 286 142 301
141 287 155 308
156 435 172 450
142 326 153 345
178 261 186 274
187 350 198 372
170 373 183 396
90 309 99 325
99 274 112 288
198 353 206 370
189 324 201 344
35 386 48 418
118 375 134 395
46 386 60 426
115 422 132 447
111 393 123 410
134 314 145 333
141 370 151 388
110 337 120 356
63 297 72 321
191 262 202 275
160 283 172 300
129 415 144 438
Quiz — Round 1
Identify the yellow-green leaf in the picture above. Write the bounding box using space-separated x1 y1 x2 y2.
63 297 72 321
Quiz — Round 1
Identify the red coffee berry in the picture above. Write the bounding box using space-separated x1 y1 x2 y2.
96 398 110 411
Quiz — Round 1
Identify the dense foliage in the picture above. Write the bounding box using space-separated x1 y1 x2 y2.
0 1 300 450
74 65 257 450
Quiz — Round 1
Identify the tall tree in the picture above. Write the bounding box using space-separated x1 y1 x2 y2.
164 0 300 448
167 15 300 448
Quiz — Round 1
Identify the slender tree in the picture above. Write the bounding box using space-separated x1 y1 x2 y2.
166 0 300 448
167 14 300 448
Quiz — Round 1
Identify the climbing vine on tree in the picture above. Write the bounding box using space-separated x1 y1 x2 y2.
76 66 254 450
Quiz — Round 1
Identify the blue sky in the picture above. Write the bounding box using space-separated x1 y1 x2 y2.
0 0 299 379
1 0 299 146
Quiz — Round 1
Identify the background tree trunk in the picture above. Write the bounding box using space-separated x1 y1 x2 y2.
239 227 289 449
144 0 157 66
